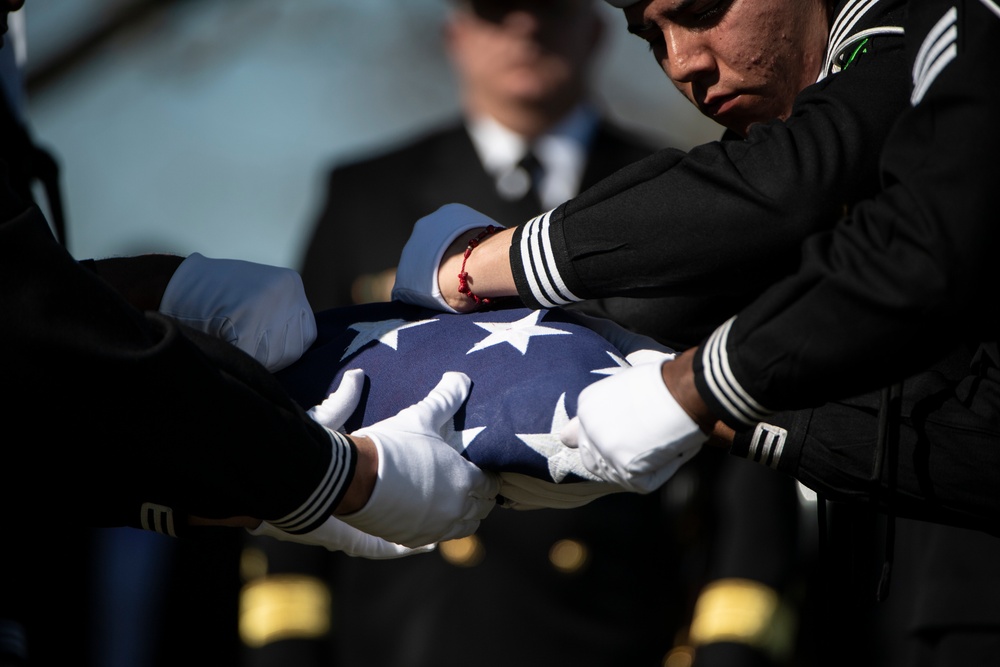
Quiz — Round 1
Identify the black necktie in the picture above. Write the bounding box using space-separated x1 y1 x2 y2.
497 150 544 213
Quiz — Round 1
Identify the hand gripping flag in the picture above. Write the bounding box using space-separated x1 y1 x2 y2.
275 302 630 509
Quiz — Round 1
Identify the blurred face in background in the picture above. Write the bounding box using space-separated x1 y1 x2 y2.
446 0 604 121
2 0 25 46
624 0 830 136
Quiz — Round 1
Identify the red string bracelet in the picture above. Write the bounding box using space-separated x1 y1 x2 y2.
457 225 501 305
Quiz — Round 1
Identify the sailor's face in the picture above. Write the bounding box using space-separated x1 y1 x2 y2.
624 0 829 136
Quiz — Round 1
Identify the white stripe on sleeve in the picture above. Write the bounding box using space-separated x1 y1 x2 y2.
270 428 354 534
701 317 772 427
517 210 582 308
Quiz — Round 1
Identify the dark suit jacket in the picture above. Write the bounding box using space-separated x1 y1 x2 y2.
300 119 654 311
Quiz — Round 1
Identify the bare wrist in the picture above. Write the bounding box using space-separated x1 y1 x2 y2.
438 227 516 312
662 348 718 434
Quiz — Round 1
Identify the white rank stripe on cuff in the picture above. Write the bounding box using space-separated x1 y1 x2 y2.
269 428 354 534
701 317 773 427
911 6 957 105
140 502 177 537
747 423 788 469
518 209 582 308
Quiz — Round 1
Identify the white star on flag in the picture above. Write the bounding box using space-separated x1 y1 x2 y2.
467 310 570 355
341 318 438 361
516 393 602 482
591 350 630 376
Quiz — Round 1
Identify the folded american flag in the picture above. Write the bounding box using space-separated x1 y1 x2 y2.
275 302 627 508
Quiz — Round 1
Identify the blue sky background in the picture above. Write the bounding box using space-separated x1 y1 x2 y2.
19 0 722 269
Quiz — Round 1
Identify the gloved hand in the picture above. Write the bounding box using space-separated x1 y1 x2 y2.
248 370 432 558
248 517 434 559
159 252 317 372
339 371 501 547
560 360 706 493
391 204 504 312
563 310 677 366
307 368 365 431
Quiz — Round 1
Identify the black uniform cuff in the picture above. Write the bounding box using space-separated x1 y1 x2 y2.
729 409 811 478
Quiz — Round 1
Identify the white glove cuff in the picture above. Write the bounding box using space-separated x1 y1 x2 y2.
247 520 289 540
391 203 505 312
333 434 396 535
574 360 706 493
617 361 704 470
625 348 676 367
247 518 434 559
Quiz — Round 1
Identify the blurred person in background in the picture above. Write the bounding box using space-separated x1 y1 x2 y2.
242 1 805 666
264 2 685 666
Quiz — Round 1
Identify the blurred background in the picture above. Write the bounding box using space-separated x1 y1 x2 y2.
20 0 721 270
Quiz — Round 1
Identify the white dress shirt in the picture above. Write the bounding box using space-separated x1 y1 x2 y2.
466 104 599 212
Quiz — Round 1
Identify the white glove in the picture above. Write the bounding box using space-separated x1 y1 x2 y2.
391 204 505 312
340 372 501 547
563 310 676 366
307 368 365 431
245 370 434 558
560 360 706 494
160 252 317 372
248 517 434 559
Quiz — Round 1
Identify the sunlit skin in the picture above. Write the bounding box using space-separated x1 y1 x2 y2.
624 0 830 136
620 0 830 434
445 0 603 139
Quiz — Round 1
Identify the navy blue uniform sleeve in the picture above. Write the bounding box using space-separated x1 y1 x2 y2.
510 2 909 322
1 193 355 536
695 0 1000 426
690 0 1000 535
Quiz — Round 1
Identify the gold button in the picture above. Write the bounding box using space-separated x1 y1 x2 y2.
548 539 588 573
439 535 485 567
